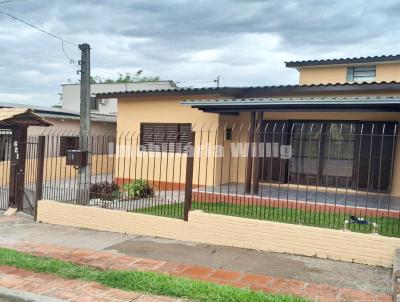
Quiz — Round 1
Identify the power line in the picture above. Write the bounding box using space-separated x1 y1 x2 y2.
0 0 26 5
0 8 79 64
0 9 77 46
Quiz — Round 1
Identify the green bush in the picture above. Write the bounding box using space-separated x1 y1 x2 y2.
124 179 154 198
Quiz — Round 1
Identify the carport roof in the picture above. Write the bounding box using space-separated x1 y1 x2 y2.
181 96 400 113
0 108 53 127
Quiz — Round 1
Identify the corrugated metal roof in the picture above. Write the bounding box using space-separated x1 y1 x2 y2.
0 108 53 126
0 102 116 123
96 81 400 98
286 54 400 68
182 96 400 112
40 112 116 123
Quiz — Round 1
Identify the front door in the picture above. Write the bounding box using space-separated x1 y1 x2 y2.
259 121 290 183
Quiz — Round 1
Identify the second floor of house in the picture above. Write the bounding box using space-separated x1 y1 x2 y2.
286 54 400 85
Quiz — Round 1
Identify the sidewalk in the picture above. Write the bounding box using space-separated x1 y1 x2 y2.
0 214 393 302
0 265 188 302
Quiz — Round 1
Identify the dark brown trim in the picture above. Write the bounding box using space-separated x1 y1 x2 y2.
251 112 263 194
184 131 195 221
8 126 27 210
245 112 255 194
34 135 45 221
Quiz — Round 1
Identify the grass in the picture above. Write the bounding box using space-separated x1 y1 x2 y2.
0 248 308 302
135 201 400 238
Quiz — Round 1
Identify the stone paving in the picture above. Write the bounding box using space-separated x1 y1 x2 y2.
0 240 393 302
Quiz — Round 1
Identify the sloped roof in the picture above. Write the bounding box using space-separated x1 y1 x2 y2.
0 102 116 123
95 81 400 99
0 108 53 126
286 54 400 68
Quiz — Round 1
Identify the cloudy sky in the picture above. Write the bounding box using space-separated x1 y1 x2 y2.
0 0 399 106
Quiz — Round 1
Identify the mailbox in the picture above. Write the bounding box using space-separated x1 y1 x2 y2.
66 150 88 167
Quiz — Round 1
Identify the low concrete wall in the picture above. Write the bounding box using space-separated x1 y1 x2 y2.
37 199 400 267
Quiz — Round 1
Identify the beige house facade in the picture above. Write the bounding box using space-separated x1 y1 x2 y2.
98 55 400 200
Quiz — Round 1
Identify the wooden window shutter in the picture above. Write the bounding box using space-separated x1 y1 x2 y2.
140 123 191 153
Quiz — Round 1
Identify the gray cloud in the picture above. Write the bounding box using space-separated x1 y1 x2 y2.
0 0 399 105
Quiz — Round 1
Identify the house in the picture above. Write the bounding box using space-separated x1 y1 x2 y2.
0 102 116 159
96 54 400 205
61 81 177 115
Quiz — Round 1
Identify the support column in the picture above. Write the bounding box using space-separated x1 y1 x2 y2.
34 135 45 220
245 112 255 194
251 112 263 194
8 125 27 210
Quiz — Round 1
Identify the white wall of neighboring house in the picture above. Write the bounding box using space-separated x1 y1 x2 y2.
61 82 176 115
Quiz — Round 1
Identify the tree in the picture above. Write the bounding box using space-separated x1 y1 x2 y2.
90 70 161 84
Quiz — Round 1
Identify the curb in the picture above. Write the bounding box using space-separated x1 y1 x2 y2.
0 286 64 302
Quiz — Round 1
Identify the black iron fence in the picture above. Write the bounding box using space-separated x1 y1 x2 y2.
1 121 400 237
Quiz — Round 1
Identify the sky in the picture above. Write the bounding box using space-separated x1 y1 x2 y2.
0 0 399 106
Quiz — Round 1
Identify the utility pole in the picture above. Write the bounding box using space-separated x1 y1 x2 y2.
77 43 91 203
214 75 222 88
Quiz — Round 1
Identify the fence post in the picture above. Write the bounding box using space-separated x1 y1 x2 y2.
183 131 195 221
34 135 45 221
9 125 27 210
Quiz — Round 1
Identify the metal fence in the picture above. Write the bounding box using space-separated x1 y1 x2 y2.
2 121 400 237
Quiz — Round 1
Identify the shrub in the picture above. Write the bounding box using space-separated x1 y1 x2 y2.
123 179 154 198
90 181 120 201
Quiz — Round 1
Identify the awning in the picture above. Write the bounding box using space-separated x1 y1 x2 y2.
0 108 53 127
181 97 400 113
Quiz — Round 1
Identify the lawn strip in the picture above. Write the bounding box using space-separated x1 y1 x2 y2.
0 247 308 302
134 201 400 237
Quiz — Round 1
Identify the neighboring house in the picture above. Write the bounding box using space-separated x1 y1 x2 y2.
0 102 116 159
61 81 177 115
97 54 400 200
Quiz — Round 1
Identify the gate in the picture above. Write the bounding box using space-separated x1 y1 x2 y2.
19 136 45 217
0 108 51 218
0 130 11 211
0 133 45 218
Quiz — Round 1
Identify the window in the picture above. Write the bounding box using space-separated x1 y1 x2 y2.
90 97 99 110
261 121 397 192
140 123 191 153
59 136 79 156
346 66 376 82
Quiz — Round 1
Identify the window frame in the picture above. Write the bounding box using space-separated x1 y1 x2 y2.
140 123 192 153
90 97 99 111
59 136 79 156
346 65 376 82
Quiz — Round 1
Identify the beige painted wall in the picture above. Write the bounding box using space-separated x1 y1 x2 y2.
298 62 400 85
376 63 400 82
38 199 400 267
299 66 347 85
116 95 222 187
116 95 400 195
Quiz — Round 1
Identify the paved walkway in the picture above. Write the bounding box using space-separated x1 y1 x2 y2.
0 240 391 302
0 214 393 302
0 265 187 302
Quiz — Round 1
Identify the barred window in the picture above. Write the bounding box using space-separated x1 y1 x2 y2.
140 123 191 153
91 97 99 110
59 136 79 156
346 66 376 82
